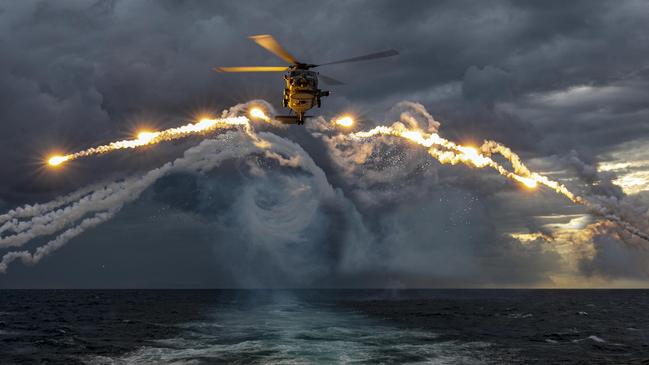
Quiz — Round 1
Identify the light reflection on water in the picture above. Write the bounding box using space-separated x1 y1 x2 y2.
87 292 492 364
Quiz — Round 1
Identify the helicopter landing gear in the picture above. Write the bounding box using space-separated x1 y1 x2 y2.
282 88 289 107
317 90 329 108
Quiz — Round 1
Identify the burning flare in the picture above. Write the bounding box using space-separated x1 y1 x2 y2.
345 122 588 199
45 116 250 167
341 120 649 241
334 115 354 128
40 103 647 243
44 110 573 200
249 107 270 122
44 107 581 206
6 101 647 275
47 155 70 167
136 131 160 144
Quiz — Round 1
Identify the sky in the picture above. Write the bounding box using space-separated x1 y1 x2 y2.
0 0 648 288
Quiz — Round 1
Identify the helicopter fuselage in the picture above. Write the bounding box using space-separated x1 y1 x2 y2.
282 69 329 124
217 34 397 125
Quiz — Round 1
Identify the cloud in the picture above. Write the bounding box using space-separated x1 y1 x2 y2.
1 1 649 287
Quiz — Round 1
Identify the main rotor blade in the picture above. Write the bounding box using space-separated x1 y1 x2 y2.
215 66 288 72
318 49 399 67
318 74 345 85
249 34 297 64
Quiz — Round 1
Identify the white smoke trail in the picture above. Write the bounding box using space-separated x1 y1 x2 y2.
0 182 108 227
315 102 649 242
468 137 649 242
0 209 118 272
2 100 278 231
0 182 132 246
0 124 340 273
2 100 648 274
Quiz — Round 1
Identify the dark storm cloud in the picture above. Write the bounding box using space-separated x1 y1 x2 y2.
1 0 648 287
579 234 649 281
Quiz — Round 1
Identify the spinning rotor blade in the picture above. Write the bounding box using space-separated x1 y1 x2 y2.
215 66 289 72
249 34 298 64
318 74 345 85
318 49 399 66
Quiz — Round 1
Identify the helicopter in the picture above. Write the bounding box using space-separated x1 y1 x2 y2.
215 34 398 125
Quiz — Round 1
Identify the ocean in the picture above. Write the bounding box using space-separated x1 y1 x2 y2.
1 289 648 364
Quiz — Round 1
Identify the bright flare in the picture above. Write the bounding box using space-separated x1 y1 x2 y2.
249 107 270 121
334 115 354 128
37 107 648 242
348 123 579 201
42 110 562 202
136 131 160 144
46 116 250 167
520 177 538 189
47 155 70 167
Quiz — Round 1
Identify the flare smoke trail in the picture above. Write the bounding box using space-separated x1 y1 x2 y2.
46 114 257 166
360 127 648 241
1 101 648 273
0 129 334 272
315 102 648 242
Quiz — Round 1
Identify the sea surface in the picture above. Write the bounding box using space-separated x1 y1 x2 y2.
0 289 648 364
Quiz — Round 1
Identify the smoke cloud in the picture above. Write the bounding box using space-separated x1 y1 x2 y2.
0 101 361 274
0 101 648 288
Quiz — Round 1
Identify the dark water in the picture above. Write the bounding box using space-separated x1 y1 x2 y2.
1 290 649 364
